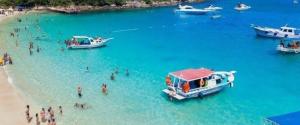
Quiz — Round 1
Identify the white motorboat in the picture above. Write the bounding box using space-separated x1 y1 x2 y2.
234 3 251 11
163 68 236 100
204 5 223 11
277 40 300 53
175 4 210 15
66 36 113 49
251 24 300 39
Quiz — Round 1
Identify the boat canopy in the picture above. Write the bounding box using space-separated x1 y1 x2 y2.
170 68 213 81
280 26 296 30
265 111 300 125
73 36 92 39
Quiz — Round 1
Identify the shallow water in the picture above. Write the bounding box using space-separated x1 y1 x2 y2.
1 0 300 124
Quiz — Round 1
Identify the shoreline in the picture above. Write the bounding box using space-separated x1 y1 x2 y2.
32 0 204 14
0 12 41 125
0 66 28 125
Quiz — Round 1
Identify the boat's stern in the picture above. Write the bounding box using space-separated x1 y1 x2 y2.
162 88 186 100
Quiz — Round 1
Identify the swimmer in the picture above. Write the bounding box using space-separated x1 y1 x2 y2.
86 66 89 72
125 69 129 76
115 67 119 74
77 86 82 98
110 73 115 81
37 46 40 53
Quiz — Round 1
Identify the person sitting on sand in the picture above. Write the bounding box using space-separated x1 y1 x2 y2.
25 105 33 123
110 73 115 81
77 86 82 98
40 108 46 122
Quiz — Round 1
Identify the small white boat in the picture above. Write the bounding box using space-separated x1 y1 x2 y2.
66 36 113 49
277 40 300 53
234 3 251 11
211 14 222 19
163 68 236 100
175 4 210 15
252 24 300 39
204 5 223 11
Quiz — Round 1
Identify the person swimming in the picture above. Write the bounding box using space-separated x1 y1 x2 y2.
74 103 88 110
86 66 89 72
115 67 119 74
125 69 129 76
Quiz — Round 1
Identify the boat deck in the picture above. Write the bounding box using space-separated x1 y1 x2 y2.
162 89 185 100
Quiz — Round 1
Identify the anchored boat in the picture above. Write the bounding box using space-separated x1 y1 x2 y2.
163 68 236 100
175 4 210 15
252 25 300 39
204 5 223 11
277 40 300 53
234 3 251 11
66 36 113 49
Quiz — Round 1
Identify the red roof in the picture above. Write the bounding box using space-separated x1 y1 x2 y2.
170 68 213 81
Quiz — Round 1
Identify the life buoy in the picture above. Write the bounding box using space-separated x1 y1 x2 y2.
165 76 171 86
199 79 205 87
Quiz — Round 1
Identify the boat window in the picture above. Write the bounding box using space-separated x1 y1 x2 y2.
189 80 200 89
288 29 293 32
283 29 288 32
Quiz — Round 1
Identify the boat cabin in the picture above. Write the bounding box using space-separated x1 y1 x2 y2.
72 36 94 45
280 26 299 35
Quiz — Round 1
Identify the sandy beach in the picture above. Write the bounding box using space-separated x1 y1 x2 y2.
0 66 28 125
0 11 39 125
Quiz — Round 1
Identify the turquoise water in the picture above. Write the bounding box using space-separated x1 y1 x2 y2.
1 0 300 124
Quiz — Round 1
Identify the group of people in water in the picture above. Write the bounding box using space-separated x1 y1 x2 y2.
25 105 62 125
1 52 13 65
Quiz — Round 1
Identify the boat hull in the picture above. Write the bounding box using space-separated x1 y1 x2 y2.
277 45 300 53
253 26 300 39
175 10 208 15
163 82 230 100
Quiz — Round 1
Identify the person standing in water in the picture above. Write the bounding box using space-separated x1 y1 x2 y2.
101 83 107 95
110 73 115 81
77 86 82 98
36 113 40 125
125 69 129 76
59 106 63 115
37 46 40 53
